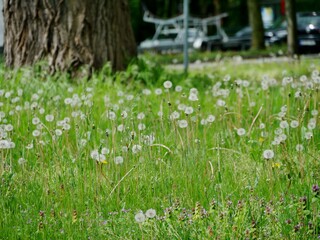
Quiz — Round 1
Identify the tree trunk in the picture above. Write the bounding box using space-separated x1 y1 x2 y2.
213 0 221 15
247 0 265 50
285 0 298 56
3 0 137 73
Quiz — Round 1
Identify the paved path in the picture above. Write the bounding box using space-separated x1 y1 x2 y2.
165 54 319 71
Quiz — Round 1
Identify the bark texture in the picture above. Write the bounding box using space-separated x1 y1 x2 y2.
247 0 265 50
3 0 137 72
285 0 298 56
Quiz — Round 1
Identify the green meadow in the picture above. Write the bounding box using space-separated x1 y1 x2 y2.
0 58 319 239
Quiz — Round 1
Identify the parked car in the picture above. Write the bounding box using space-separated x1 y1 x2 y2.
296 12 320 53
221 12 320 53
221 26 253 50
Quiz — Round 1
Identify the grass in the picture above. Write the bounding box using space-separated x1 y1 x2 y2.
141 44 289 65
0 58 319 239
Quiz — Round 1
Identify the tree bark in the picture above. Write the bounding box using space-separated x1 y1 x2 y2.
213 0 221 15
3 0 137 73
247 0 265 50
285 0 298 56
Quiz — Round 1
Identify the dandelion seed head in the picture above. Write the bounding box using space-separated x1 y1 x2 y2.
134 212 146 223
170 111 180 120
207 115 215 123
311 110 318 116
132 144 142 154
290 120 299 128
145 209 156 218
237 128 246 136
138 123 146 131
142 89 151 95
305 132 313 140
178 119 188 128
155 88 162 95
32 130 41 137
263 149 275 159
45 115 54 122
137 112 145 120
188 93 198 101
296 144 304 152
32 117 41 125
163 81 173 89
279 121 289 129
184 106 194 115
18 158 26 165
114 156 124 165
175 85 183 92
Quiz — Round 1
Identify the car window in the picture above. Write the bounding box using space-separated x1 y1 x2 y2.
298 16 320 28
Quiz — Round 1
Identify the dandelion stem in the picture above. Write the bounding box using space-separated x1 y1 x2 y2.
248 106 263 136
107 166 135 200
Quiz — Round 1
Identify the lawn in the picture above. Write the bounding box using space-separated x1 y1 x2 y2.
0 58 319 239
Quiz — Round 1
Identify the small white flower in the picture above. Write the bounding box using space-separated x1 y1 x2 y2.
207 115 215 123
32 117 41 125
305 132 313 140
32 130 41 137
308 121 316 130
200 119 207 125
63 124 71 131
155 88 162 95
188 93 198 101
64 98 72 105
296 144 304 152
26 143 34 149
163 80 173 89
138 123 146 131
178 120 188 128
114 156 124 165
101 147 110 155
142 89 151 95
135 212 146 223
184 106 194 115
263 149 274 159
216 99 226 107
90 150 99 160
290 120 299 128
279 121 289 129
0 140 9 149
4 124 13 132
279 134 287 142
117 124 125 132
175 85 183 92
137 112 145 120
145 209 156 218
39 108 45 114
237 128 246 136
121 111 128 119
170 111 180 120
55 129 63 136
108 111 116 120
18 158 27 165
132 144 142 154
311 110 318 116
45 115 54 122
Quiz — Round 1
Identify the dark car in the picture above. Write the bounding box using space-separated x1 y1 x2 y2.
268 12 320 53
221 12 320 53
221 26 252 50
296 12 320 53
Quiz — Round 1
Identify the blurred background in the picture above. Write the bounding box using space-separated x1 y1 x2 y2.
129 0 320 43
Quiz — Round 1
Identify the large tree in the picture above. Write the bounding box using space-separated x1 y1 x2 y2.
3 0 136 73
247 0 265 50
285 0 298 56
